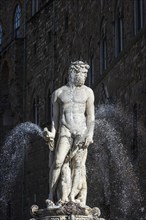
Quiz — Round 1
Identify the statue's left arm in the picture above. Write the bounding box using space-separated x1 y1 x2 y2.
84 88 95 148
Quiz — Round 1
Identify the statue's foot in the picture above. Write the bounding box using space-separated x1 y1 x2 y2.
46 199 55 208
75 199 80 204
46 199 61 210
56 199 67 206
70 196 76 203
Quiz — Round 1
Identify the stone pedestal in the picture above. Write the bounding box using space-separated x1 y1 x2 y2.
30 215 103 220
30 201 105 220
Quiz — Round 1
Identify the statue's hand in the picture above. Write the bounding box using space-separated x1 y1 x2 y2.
43 127 54 139
83 136 93 148
43 127 55 151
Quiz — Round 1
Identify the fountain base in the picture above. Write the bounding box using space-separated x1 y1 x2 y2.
30 201 105 220
30 215 104 220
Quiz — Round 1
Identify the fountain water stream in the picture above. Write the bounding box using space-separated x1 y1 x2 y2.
0 122 43 217
87 104 144 219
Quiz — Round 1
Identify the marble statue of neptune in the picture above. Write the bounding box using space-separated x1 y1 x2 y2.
43 61 95 206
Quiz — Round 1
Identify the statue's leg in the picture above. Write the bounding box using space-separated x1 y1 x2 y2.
76 166 87 205
70 149 87 203
60 162 71 202
77 149 87 205
49 136 71 201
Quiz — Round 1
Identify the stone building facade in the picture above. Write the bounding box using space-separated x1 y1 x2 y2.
0 0 146 219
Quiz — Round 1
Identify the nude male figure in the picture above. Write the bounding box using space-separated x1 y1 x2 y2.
43 61 95 204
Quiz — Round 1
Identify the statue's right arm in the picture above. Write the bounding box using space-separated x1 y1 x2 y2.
51 90 59 138
43 90 60 150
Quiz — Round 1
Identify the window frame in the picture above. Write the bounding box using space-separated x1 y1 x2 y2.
46 90 52 125
114 5 124 57
100 37 107 73
32 0 39 16
87 54 94 86
33 96 40 125
0 23 3 46
14 4 21 37
134 0 144 35
100 22 107 74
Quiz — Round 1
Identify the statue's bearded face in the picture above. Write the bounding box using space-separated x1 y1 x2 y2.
69 66 88 87
74 72 87 86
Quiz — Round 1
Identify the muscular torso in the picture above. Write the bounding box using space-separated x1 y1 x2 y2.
57 85 89 134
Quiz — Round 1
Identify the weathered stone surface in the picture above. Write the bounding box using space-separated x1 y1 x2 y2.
30 216 104 220
30 201 104 220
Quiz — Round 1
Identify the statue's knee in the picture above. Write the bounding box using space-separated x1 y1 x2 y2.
54 160 62 169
